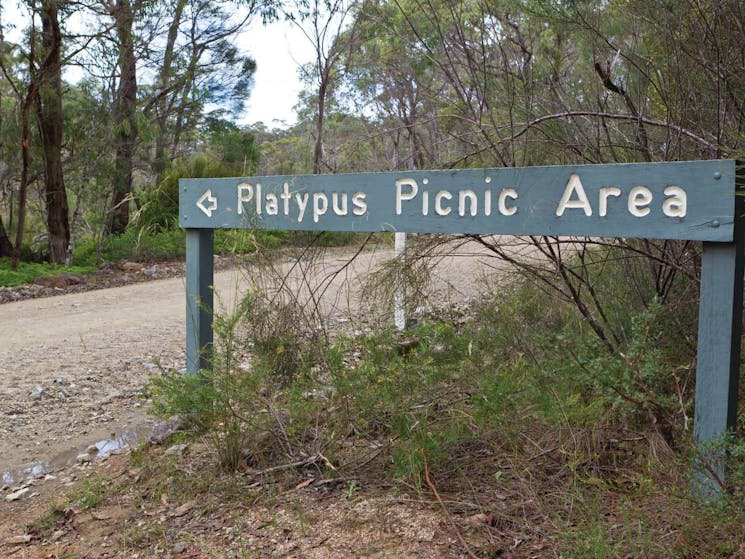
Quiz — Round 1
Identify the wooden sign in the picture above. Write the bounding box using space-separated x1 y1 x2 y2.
180 160 735 241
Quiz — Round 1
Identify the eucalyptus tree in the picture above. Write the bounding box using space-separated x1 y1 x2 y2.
32 0 70 263
340 0 447 170
287 0 356 174
108 0 138 233
143 0 266 179
0 0 72 264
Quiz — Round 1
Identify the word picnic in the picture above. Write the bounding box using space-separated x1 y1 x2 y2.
232 173 688 224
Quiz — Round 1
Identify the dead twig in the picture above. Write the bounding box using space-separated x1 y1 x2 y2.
424 455 481 559
245 454 328 477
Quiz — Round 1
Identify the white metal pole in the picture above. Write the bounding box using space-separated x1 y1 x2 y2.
394 232 406 330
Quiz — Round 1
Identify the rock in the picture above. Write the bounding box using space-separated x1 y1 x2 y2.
163 443 188 457
51 530 65 541
172 501 195 517
118 260 143 272
30 385 44 401
5 534 32 545
31 274 83 288
149 416 183 445
173 542 188 554
76 453 92 464
5 487 29 501
86 445 99 455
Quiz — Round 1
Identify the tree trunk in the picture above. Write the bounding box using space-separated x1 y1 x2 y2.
109 0 137 234
0 215 13 257
313 67 329 174
152 0 186 178
36 0 70 264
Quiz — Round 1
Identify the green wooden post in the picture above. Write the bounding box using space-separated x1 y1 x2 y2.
185 228 214 375
694 202 744 494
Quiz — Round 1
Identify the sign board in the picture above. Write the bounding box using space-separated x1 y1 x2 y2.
180 160 736 241
181 159 743 495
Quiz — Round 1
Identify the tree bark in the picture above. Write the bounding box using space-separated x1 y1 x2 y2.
152 0 186 178
313 68 328 174
36 0 70 264
109 0 138 234
0 215 13 257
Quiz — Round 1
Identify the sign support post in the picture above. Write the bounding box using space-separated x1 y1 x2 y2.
694 234 744 493
185 228 214 374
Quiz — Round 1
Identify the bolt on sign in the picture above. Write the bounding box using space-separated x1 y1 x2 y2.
180 159 743 495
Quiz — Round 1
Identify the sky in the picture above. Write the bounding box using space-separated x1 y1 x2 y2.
236 19 310 128
2 5 310 130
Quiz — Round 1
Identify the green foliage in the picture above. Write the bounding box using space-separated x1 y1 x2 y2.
286 230 368 248
151 294 283 471
137 156 238 232
214 229 287 255
72 219 286 266
70 477 106 509
72 228 186 265
0 258 95 287
203 116 260 175
147 244 744 555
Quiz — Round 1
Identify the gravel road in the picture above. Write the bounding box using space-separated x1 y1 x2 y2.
0 243 499 483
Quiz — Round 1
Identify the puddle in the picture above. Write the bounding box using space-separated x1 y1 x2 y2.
2 429 142 486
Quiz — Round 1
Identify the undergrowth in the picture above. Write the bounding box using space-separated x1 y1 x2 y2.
0 258 95 287
149 246 745 558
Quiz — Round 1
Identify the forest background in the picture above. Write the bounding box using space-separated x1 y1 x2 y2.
0 0 742 266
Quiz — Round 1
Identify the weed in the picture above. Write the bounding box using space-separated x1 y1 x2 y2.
70 477 106 509
27 507 66 538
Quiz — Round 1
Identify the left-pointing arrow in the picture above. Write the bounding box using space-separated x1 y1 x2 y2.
196 189 218 217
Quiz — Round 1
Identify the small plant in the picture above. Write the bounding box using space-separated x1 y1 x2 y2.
27 507 66 539
70 477 106 509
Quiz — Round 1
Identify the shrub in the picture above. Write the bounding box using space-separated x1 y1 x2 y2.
137 157 237 232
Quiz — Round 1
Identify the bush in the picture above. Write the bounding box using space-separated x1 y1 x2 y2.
72 228 186 266
145 242 744 557
137 157 237 232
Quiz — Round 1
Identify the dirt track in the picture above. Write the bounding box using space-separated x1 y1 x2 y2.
0 244 499 482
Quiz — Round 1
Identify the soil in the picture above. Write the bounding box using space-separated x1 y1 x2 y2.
0 243 504 558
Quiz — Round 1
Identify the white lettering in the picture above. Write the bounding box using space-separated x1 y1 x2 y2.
599 187 622 217
237 183 253 215
295 192 309 222
352 192 367 215
628 186 652 217
332 192 348 215
556 174 592 216
422 191 429 216
663 186 687 217
484 190 492 216
313 192 328 223
396 178 418 215
498 188 518 216
281 182 292 215
265 193 278 215
255 184 262 214
435 191 452 216
458 190 478 217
